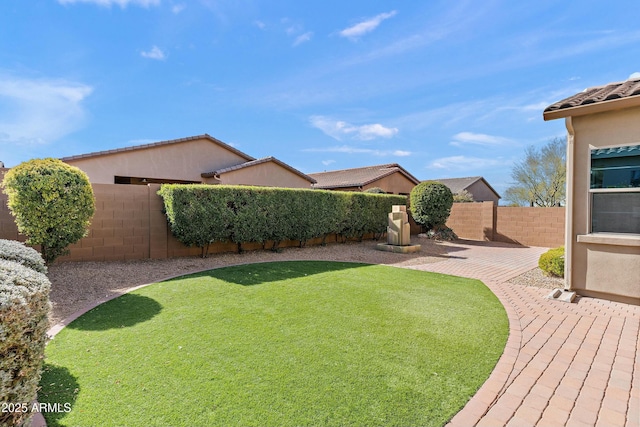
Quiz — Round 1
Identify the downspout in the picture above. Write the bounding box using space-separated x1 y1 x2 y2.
564 117 575 291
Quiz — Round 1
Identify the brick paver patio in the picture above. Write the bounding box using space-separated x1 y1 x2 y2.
411 240 640 427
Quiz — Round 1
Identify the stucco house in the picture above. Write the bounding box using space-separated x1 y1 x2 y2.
60 134 316 189
432 176 501 204
544 77 640 305
308 163 420 195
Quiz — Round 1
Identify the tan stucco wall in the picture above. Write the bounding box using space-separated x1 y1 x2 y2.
362 173 416 194
567 107 640 304
64 138 250 184
219 162 313 189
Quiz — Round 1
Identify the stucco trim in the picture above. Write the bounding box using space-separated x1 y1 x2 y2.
576 233 640 247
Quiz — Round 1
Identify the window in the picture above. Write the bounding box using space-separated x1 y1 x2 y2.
590 145 640 234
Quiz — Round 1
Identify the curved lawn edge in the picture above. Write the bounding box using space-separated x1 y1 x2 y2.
444 280 523 426
40 260 519 427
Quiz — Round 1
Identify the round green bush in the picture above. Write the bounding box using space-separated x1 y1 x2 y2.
538 246 565 277
1 158 95 264
409 181 454 230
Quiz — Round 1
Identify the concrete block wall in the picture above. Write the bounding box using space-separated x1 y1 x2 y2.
447 203 487 241
1 178 567 261
446 202 565 248
495 206 565 248
62 184 152 261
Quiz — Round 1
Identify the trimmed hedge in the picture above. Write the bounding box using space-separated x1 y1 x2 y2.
158 185 406 256
0 257 51 427
539 246 565 277
0 239 47 274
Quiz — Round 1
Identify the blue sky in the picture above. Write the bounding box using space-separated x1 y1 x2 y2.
1 0 639 200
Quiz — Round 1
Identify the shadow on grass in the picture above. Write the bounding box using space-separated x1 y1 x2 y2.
163 260 372 286
38 363 79 427
66 293 163 331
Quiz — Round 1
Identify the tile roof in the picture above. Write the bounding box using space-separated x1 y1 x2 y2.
308 163 420 189
432 176 501 198
60 134 255 162
201 156 316 183
544 77 640 120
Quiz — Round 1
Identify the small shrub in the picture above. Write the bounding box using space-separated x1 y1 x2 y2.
410 181 454 231
539 246 565 277
0 260 51 427
421 226 458 241
0 239 47 274
1 158 95 264
364 187 386 194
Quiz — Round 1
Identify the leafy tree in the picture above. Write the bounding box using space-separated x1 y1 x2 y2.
453 189 475 203
1 158 95 264
505 137 566 207
409 181 453 230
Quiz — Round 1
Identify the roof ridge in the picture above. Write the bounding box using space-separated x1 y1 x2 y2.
309 163 398 175
60 134 255 162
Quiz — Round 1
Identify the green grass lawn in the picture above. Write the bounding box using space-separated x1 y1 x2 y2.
40 261 508 427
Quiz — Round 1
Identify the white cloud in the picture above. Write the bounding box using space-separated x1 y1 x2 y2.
339 10 397 39
304 145 410 157
58 0 159 7
309 115 398 141
293 32 313 47
426 156 511 171
322 160 335 166
0 76 93 146
171 4 186 14
254 20 266 30
141 46 166 60
393 150 411 157
629 71 640 80
449 131 512 147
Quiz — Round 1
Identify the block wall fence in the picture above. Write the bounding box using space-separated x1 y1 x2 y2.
446 202 565 248
0 180 566 262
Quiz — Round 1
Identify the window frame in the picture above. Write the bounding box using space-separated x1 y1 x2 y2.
588 143 640 235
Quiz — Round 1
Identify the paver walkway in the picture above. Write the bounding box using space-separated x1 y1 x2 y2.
409 240 640 427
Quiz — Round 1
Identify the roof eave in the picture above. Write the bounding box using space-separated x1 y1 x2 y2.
61 134 256 163
543 95 640 121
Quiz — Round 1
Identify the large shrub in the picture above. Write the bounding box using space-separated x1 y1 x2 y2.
158 185 406 256
1 158 95 264
0 239 47 274
0 258 50 427
409 181 454 230
539 246 565 277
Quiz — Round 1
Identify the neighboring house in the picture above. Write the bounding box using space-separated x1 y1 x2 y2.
60 134 316 189
308 163 420 195
544 77 640 305
432 176 501 204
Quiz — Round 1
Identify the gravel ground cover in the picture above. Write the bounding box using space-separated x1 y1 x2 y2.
507 266 564 290
46 238 562 326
